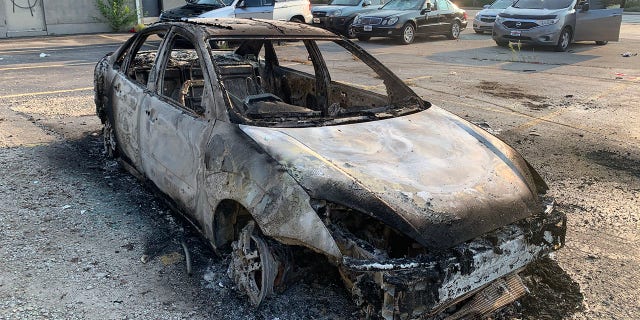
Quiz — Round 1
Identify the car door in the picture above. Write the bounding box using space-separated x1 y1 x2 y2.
138 29 213 212
434 0 452 33
574 7 623 42
419 0 440 34
235 0 275 19
110 28 166 170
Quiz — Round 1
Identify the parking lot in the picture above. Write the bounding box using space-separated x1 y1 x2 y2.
1 13 639 319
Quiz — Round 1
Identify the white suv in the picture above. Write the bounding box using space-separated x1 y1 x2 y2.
160 0 312 23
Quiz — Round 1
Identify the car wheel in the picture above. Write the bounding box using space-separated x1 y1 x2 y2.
554 27 572 52
595 40 608 45
228 222 280 306
290 17 304 23
346 23 357 39
495 40 509 47
399 23 415 45
447 21 461 40
103 118 118 158
357 35 371 41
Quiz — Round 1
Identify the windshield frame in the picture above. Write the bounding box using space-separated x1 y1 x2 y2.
206 37 428 128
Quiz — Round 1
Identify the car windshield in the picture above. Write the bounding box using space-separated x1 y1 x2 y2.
489 0 513 9
512 0 572 9
381 0 425 10
194 0 227 6
330 0 361 5
206 38 426 127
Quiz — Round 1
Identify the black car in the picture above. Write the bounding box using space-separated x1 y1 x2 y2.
311 0 386 38
351 0 468 44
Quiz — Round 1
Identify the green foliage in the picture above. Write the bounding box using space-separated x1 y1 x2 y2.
95 0 138 32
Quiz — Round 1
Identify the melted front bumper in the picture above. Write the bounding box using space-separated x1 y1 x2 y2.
338 207 566 319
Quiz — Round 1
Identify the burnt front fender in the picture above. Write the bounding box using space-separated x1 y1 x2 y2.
200 121 342 262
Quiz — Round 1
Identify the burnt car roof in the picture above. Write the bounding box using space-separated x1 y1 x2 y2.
161 18 340 38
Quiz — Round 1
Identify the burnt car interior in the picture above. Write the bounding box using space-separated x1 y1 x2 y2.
122 32 427 126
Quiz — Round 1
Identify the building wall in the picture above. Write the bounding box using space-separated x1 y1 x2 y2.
0 1 6 37
42 1 113 35
0 0 153 38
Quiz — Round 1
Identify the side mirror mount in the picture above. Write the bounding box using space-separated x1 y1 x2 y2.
581 2 590 11
420 8 430 14
237 0 246 7
362 0 372 7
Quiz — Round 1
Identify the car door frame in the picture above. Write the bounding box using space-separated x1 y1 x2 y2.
109 26 170 171
138 26 216 214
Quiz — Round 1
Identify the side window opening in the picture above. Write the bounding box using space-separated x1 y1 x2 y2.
159 34 206 115
125 33 163 86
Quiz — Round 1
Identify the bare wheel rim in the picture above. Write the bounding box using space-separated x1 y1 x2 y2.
228 222 278 306
403 25 414 43
451 23 460 38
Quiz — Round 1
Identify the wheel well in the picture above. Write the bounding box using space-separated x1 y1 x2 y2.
212 199 253 252
290 15 305 23
406 20 417 29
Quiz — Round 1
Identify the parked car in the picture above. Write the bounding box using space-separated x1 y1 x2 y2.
351 0 468 44
160 0 312 23
94 18 565 319
492 0 623 51
473 0 512 34
311 0 386 38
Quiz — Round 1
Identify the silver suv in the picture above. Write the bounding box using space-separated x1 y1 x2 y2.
492 0 622 51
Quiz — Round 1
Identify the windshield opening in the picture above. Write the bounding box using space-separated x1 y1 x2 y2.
512 0 573 9
207 38 427 127
381 0 425 10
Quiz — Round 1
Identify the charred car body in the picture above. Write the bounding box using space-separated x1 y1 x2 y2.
94 18 565 319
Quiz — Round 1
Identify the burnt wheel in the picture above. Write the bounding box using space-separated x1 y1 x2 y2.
228 222 279 306
399 23 416 45
103 119 118 158
555 27 572 52
447 21 461 40
357 35 371 41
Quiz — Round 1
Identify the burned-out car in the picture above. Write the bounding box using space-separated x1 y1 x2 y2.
94 18 566 319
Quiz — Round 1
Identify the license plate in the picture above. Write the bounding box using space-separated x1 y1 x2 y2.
313 17 320 24
510 30 521 36
364 25 372 31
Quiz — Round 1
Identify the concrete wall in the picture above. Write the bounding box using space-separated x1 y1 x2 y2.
42 1 113 35
0 0 149 38
163 0 186 10
0 1 6 38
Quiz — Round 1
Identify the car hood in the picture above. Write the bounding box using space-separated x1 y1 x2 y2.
477 8 506 16
361 9 415 18
499 7 566 18
161 4 224 20
240 107 547 251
